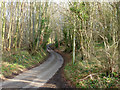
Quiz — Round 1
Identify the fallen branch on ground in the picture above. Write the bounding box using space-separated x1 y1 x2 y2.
79 73 99 81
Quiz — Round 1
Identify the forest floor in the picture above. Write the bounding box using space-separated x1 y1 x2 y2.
41 48 75 88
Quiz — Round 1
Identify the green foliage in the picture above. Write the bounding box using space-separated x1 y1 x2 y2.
55 34 58 48
78 75 119 88
42 28 52 49
64 59 120 88
70 2 89 20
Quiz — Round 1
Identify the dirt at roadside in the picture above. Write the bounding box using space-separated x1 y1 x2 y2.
40 49 75 88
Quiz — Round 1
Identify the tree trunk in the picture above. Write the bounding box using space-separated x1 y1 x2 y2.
36 3 42 50
15 2 20 51
8 2 13 51
73 14 76 64
2 2 6 50
116 2 120 70
18 3 24 49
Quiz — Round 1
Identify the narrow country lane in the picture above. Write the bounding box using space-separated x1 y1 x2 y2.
1 48 64 89
1 2 120 89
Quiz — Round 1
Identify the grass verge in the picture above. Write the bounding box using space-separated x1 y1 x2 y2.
1 48 48 80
